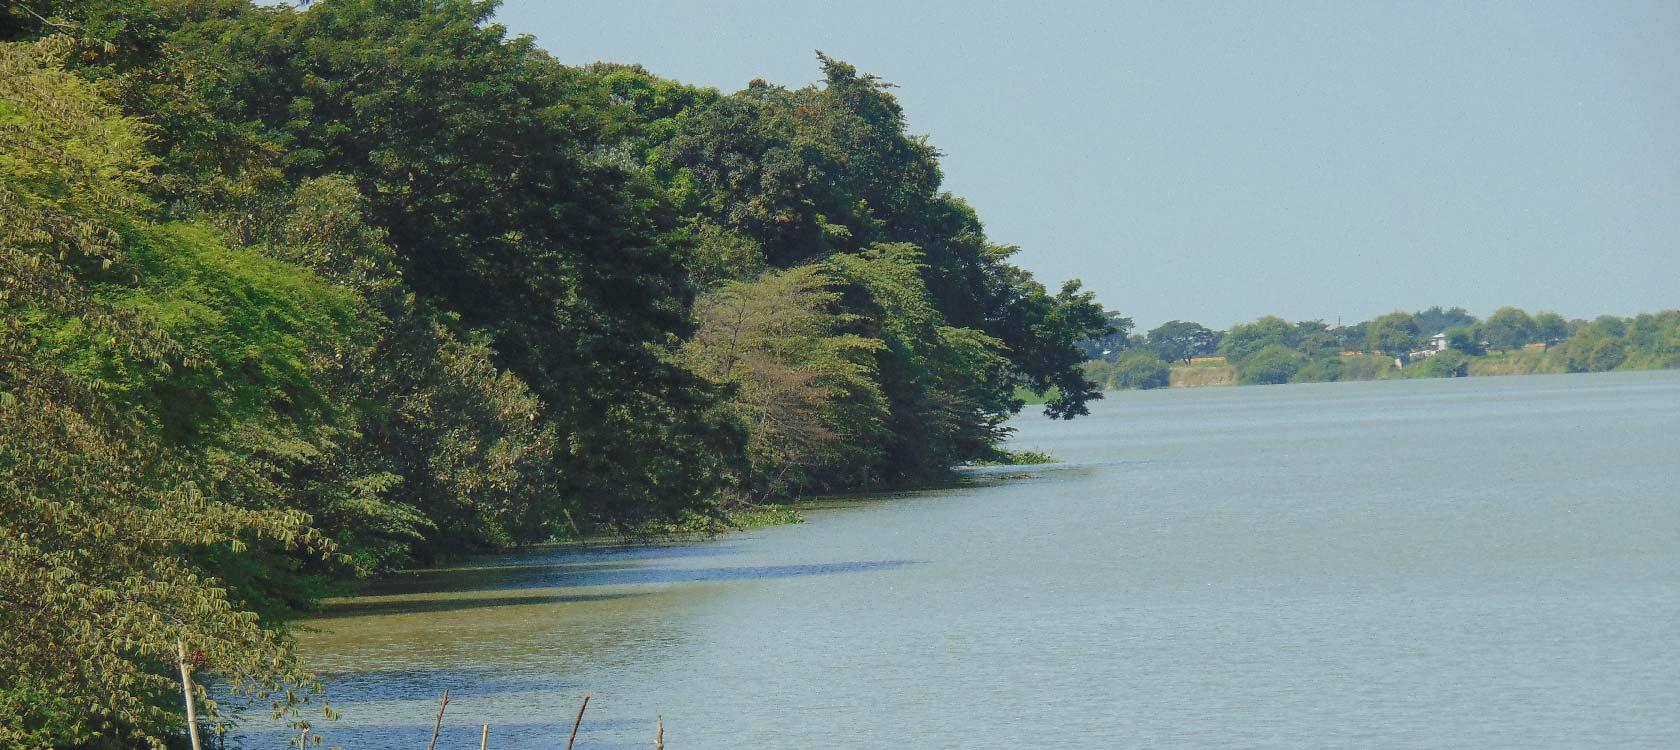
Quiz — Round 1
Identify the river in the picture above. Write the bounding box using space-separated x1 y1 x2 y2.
244 370 1680 749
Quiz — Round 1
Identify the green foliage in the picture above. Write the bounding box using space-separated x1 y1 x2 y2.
1221 316 1292 363
1533 311 1569 349
684 264 886 497
1411 305 1477 336
1110 351 1171 390
1365 311 1420 357
1 39 331 745
1414 349 1469 378
1146 320 1219 364
968 450 1056 466
1483 306 1537 351
1444 326 1485 355
1290 356 1345 383
1237 343 1305 385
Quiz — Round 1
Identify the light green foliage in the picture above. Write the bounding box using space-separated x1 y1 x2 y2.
1 39 330 746
684 264 887 496
826 243 1019 483
0 36 154 266
968 450 1056 466
1238 343 1305 385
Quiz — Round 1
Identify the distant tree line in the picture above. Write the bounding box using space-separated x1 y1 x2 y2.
1082 305 1680 389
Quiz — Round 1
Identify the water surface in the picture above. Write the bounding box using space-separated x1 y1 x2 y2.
250 371 1680 748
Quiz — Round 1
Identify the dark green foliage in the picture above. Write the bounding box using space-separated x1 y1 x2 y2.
1290 356 1345 383
1221 316 1293 363
6 6 1124 744
1415 350 1469 378
1110 351 1171 390
1078 310 1135 360
658 55 1109 421
1444 326 1485 355
1146 320 1219 364
1411 305 1477 336
1533 312 1569 349
1483 307 1537 351
1237 343 1305 385
1365 312 1420 357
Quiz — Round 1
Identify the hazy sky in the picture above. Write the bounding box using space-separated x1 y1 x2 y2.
495 1 1678 329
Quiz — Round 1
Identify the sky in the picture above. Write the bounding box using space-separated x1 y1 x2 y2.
494 0 1679 330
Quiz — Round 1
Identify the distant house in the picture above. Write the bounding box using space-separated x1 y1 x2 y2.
1399 333 1451 367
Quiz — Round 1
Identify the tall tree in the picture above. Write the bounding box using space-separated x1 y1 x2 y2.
1146 320 1219 364
1365 312 1421 358
1483 307 1537 352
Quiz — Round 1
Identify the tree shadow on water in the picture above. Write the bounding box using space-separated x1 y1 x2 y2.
353 559 922 600
311 591 646 619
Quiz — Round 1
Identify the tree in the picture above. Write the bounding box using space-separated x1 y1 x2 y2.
1078 310 1135 361
1483 307 1537 352
1110 351 1171 389
683 265 886 496
1533 311 1568 350
1411 306 1478 335
1237 344 1304 385
1146 320 1219 364
1 39 331 745
1292 320 1342 359
1563 317 1629 372
177 0 739 524
1443 326 1485 356
1365 312 1420 358
1221 316 1293 363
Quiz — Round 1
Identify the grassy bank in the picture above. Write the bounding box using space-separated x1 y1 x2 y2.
1169 359 1237 387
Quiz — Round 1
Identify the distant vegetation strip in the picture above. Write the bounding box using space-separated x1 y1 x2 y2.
1080 306 1680 390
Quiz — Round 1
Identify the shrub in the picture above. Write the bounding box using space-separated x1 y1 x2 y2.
1289 357 1344 383
1416 350 1469 378
1110 352 1170 390
1566 336 1626 372
1238 344 1304 385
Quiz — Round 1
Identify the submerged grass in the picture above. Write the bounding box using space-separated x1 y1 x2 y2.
967 449 1057 467
627 503 805 537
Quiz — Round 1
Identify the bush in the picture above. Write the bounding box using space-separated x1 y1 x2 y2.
1415 350 1469 378
1289 357 1344 383
1238 344 1304 385
1110 352 1170 390
1566 336 1626 372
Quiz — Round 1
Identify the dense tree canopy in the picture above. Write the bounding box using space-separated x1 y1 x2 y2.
1146 320 1219 364
2 3 1114 745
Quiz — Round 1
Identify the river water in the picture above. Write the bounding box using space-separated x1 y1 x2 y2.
247 371 1680 749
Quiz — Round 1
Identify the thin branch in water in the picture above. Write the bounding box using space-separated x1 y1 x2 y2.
566 693 591 750
426 690 449 750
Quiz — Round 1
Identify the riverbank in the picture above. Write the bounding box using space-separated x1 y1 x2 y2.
1114 348 1674 390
